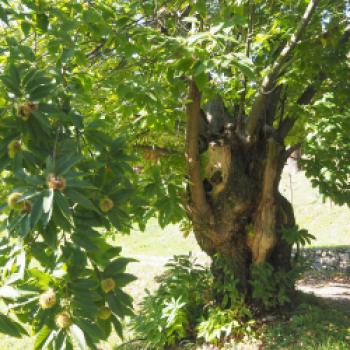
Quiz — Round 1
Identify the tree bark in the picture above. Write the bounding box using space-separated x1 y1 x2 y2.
185 82 296 303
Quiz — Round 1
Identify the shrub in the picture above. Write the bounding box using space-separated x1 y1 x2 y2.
132 254 211 349
250 261 305 310
197 306 254 345
132 254 255 348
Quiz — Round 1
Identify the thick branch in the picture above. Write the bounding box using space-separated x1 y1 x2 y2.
283 143 302 162
248 138 283 263
277 117 297 141
246 0 320 137
185 81 211 217
297 72 326 105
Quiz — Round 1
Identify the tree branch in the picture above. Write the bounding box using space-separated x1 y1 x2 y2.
283 143 302 162
185 80 211 218
246 0 320 137
87 39 107 59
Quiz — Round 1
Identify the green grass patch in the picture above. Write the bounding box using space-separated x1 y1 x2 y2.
280 172 350 248
263 303 350 349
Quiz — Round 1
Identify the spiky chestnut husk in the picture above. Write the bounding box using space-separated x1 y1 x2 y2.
101 278 116 293
47 175 66 191
18 102 38 121
39 289 57 309
7 192 23 210
55 311 72 329
98 306 112 320
99 197 114 213
7 140 21 159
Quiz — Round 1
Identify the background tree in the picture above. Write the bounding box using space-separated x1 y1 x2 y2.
0 0 350 347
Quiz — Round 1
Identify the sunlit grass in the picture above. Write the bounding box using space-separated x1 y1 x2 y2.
280 172 350 247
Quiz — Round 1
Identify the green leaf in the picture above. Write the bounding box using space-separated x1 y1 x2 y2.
103 257 138 276
55 192 71 218
0 75 20 95
0 314 28 338
23 70 49 92
113 273 137 287
65 190 99 213
75 319 105 340
107 293 133 318
36 13 49 32
21 21 31 36
30 196 44 227
30 84 54 100
56 153 81 176
8 63 20 90
34 325 51 350
0 285 20 299
111 316 123 339
18 215 31 237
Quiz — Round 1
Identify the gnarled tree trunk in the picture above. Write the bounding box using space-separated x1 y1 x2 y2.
186 82 295 296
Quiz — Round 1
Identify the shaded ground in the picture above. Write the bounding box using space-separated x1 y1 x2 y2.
297 279 350 315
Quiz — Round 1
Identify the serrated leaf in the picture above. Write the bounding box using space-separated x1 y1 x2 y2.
30 84 54 100
65 190 99 213
111 316 123 339
21 21 31 36
75 319 105 340
0 75 20 95
0 285 20 299
103 257 138 276
56 153 81 176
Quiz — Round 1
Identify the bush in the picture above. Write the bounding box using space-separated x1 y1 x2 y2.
197 306 254 345
250 261 305 310
132 254 211 349
132 254 255 349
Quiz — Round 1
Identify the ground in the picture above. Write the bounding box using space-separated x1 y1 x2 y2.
1 172 349 349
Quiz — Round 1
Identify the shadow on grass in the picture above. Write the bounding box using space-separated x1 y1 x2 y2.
263 294 350 350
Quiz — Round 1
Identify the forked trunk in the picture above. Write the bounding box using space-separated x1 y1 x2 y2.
190 136 295 298
185 82 297 303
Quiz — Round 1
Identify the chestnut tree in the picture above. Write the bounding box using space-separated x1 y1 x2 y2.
0 0 350 348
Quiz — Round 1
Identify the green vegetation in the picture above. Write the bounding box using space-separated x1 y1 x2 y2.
263 303 350 350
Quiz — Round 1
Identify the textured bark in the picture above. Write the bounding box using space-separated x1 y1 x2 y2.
185 82 296 299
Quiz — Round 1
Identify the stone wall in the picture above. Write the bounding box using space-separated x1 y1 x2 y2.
297 247 350 273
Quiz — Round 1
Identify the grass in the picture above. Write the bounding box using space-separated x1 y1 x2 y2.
263 301 350 350
1 172 350 349
280 172 350 248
